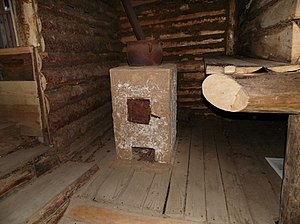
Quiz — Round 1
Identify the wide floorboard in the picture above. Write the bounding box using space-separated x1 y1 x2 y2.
62 116 286 224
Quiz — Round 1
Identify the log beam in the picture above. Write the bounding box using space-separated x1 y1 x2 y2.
202 73 300 114
280 114 300 224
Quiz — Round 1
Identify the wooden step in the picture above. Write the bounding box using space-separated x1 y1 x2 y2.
0 144 59 198
0 161 98 224
59 199 197 224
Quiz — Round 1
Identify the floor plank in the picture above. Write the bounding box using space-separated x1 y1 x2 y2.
143 169 172 216
240 120 284 197
95 166 134 203
214 120 254 224
78 140 116 200
62 117 284 224
61 200 202 224
165 126 191 218
117 170 155 212
227 121 280 224
185 123 206 222
203 120 229 224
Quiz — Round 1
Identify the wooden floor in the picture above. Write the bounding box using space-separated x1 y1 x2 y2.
62 116 286 224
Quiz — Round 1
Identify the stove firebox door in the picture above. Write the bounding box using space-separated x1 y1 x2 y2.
127 98 151 125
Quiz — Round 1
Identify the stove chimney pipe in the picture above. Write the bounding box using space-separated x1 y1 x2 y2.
121 0 145 40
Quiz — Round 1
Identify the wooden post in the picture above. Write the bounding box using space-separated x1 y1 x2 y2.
226 0 236 55
280 114 300 224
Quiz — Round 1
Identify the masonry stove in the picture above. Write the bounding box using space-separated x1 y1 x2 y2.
110 64 177 163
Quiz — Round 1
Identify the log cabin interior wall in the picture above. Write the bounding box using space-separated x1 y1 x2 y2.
35 0 122 150
120 0 229 113
237 0 300 63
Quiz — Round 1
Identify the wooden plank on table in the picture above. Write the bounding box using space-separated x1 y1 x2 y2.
205 57 228 66
206 65 225 75
240 57 300 72
215 56 259 67
205 56 256 66
240 57 286 67
205 58 242 74
165 126 191 218
143 169 172 216
203 120 229 224
205 55 300 74
185 124 206 222
268 64 300 73
234 66 263 74
214 120 254 224
95 166 134 203
228 121 280 224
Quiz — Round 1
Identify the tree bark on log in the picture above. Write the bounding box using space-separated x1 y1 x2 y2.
43 64 113 90
48 96 111 131
42 52 120 69
202 73 300 113
45 79 109 112
280 114 300 224
52 104 112 149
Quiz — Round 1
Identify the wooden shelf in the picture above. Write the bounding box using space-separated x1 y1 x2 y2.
205 55 300 75
0 46 33 56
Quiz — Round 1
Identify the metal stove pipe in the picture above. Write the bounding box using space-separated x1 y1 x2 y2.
121 0 145 40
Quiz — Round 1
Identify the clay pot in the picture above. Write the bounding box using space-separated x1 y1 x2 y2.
126 39 163 66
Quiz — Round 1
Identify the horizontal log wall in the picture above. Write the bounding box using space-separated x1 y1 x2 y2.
36 0 122 149
237 0 300 63
120 0 229 113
